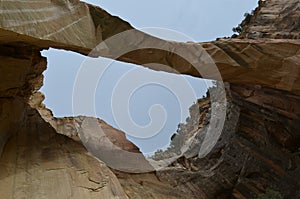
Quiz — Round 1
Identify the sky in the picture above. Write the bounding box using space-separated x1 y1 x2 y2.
41 0 258 155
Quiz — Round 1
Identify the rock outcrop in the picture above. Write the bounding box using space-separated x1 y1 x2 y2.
0 104 128 199
241 0 300 39
154 84 300 198
0 46 129 198
1 0 299 94
0 0 299 198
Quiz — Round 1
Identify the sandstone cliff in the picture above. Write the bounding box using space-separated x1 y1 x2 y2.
0 0 299 198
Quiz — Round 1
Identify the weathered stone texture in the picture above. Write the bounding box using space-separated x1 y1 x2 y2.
0 0 299 198
0 104 128 199
242 0 300 39
1 1 299 95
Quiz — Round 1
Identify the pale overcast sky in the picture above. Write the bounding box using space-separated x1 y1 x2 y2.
41 1 258 155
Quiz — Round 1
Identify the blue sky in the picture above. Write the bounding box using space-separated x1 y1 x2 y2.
41 0 258 155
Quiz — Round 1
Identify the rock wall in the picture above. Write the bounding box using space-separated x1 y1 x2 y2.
241 0 300 39
0 44 45 157
0 103 128 199
154 84 300 198
0 44 131 198
1 1 299 95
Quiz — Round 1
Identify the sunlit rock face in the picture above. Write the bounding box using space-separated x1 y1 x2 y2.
0 0 300 198
241 0 300 39
1 1 300 94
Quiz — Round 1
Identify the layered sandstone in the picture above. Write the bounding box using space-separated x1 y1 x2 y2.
0 104 128 199
241 0 300 39
0 0 299 198
1 1 299 95
0 45 130 198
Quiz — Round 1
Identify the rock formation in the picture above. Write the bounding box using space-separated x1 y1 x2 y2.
0 0 299 198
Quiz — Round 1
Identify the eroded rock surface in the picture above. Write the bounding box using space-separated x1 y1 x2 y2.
1 1 299 95
0 44 45 157
242 0 300 39
154 84 300 198
0 44 130 198
0 0 300 198
0 103 128 199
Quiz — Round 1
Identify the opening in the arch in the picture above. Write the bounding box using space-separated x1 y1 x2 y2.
41 48 212 155
40 0 258 156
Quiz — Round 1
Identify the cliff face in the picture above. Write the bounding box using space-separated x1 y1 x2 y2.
1 1 299 94
0 0 300 198
241 0 300 39
154 85 300 198
0 104 129 199
0 45 130 198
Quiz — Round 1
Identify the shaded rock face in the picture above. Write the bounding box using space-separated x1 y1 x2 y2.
0 98 25 156
0 104 128 199
0 45 130 198
0 44 45 98
0 0 300 199
0 44 45 157
112 170 196 199
229 84 300 198
154 84 300 199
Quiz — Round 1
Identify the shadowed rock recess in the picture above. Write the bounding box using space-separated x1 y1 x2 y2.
0 0 299 198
